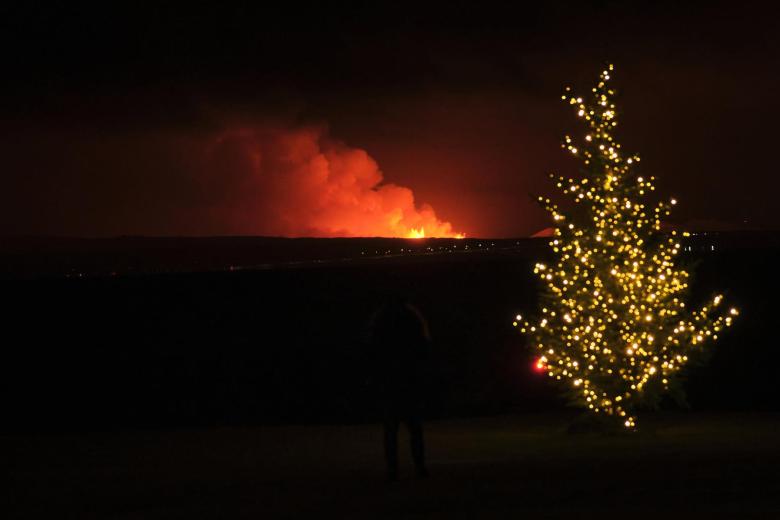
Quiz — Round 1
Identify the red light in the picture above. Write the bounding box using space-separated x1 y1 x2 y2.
534 358 545 372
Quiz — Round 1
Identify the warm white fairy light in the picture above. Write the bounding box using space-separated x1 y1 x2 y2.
515 65 737 429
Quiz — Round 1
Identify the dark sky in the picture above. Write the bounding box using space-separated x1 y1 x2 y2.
1 2 778 237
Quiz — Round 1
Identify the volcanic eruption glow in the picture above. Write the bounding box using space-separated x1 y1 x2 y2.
408 228 426 239
407 227 464 239
0 120 465 238
194 123 464 238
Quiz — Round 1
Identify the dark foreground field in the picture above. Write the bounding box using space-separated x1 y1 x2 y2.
4 412 780 518
2 234 778 431
2 235 779 518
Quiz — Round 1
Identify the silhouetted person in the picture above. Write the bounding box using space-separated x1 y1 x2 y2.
368 296 432 481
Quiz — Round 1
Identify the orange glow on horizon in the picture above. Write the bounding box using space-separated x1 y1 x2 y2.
195 125 466 238
406 227 465 239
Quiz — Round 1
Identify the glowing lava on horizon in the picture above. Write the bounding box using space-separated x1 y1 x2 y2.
407 228 466 239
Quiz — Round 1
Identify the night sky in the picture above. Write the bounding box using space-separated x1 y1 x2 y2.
1 2 778 238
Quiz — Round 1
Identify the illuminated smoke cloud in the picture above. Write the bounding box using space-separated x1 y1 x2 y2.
194 124 462 238
0 121 463 238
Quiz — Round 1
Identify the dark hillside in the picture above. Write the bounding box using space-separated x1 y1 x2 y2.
0 234 774 431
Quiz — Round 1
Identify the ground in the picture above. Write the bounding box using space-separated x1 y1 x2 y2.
4 412 780 518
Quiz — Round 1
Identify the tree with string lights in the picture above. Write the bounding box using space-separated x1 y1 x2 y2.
515 64 738 429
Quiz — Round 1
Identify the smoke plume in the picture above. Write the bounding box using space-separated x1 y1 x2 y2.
189 124 462 238
1 121 462 238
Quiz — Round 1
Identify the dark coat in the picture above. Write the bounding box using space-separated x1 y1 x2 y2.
368 301 432 413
